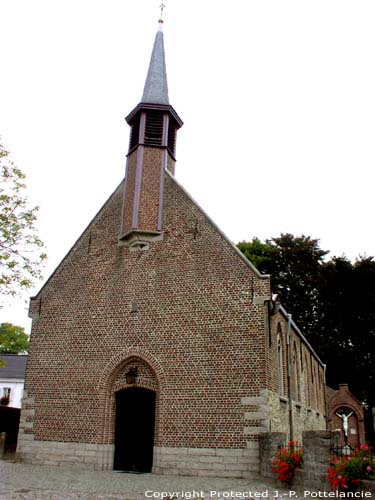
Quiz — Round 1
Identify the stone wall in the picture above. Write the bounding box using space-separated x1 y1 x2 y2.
296 430 339 489
153 443 259 478
263 389 326 441
16 438 114 470
259 430 340 490
258 432 286 481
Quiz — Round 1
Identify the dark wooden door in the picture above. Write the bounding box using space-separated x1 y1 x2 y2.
113 388 156 472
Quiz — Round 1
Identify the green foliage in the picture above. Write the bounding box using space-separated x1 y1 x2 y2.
318 256 375 410
0 322 29 354
328 444 374 492
237 238 275 271
0 140 46 300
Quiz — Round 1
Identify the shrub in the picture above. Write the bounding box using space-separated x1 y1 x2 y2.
328 444 375 492
272 441 303 486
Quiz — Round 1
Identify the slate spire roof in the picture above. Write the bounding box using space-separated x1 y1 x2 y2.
141 23 169 105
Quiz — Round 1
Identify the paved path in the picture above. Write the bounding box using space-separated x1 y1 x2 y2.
0 461 298 500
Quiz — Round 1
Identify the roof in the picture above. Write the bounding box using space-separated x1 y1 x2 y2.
141 25 169 105
0 354 27 379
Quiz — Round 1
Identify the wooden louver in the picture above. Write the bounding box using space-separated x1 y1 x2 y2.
144 111 164 146
129 115 140 151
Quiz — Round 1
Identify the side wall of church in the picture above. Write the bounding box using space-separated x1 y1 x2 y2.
262 311 327 441
18 172 272 476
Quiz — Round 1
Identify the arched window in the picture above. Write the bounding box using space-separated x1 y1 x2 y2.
277 324 284 396
292 342 300 402
303 354 310 407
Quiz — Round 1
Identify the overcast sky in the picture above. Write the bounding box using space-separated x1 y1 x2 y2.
1 0 375 331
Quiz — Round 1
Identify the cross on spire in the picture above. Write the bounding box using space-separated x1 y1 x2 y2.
159 2 165 23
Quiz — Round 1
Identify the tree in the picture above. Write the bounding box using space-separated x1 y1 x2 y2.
237 238 276 271
0 322 29 354
318 256 375 408
238 234 328 336
0 140 46 300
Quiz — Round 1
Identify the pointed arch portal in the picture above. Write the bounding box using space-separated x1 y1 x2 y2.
113 387 156 472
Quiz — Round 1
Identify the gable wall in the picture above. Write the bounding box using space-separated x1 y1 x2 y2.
21 173 271 467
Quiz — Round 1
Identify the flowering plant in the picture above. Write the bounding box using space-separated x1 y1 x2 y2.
272 441 303 485
328 444 375 492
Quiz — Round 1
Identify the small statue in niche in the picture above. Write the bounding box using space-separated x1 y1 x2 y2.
336 410 353 441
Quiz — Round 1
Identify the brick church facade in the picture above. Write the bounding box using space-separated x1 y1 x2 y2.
17 23 326 477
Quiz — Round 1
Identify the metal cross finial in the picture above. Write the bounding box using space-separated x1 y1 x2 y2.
159 2 166 23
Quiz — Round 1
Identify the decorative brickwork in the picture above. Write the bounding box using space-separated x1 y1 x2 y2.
326 384 366 446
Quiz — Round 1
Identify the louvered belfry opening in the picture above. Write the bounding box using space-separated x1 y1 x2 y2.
129 114 140 152
127 108 180 158
167 120 177 157
144 111 164 147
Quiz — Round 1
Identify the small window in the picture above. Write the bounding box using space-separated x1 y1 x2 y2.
2 387 11 398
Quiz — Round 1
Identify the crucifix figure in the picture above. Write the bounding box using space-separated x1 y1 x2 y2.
336 410 353 439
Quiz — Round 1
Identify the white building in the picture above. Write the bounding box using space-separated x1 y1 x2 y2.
0 355 27 409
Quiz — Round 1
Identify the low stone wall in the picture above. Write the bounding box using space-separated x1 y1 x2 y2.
258 432 286 481
153 444 259 478
298 430 339 489
259 430 341 490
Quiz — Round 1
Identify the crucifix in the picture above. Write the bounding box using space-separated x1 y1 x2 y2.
336 410 353 443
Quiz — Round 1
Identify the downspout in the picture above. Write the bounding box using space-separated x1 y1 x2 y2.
323 363 328 430
286 314 294 441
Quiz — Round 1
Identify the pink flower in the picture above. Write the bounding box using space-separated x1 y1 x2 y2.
364 457 368 461
367 466 372 472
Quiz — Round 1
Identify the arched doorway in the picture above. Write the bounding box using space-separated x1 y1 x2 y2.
113 387 156 472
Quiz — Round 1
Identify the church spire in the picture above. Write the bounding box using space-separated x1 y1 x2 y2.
141 24 169 105
119 19 183 250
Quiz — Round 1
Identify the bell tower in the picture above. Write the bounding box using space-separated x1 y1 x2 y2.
120 22 183 250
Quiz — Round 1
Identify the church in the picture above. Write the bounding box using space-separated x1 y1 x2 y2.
17 21 326 478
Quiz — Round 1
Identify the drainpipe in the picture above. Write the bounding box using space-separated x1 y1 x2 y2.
286 314 294 441
323 363 328 430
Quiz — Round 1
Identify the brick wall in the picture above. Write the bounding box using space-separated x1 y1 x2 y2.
19 170 272 473
19 149 327 474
